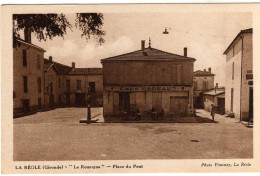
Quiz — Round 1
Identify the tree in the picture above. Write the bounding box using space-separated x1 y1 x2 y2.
13 13 105 48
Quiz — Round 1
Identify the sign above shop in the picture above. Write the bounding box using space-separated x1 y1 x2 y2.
105 86 189 92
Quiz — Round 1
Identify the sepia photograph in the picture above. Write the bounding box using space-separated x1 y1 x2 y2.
1 4 260 174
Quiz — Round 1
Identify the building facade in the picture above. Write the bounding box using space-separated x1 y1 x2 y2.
102 41 196 120
13 39 45 115
44 57 103 108
223 28 253 121
193 68 215 108
203 87 225 115
13 38 103 117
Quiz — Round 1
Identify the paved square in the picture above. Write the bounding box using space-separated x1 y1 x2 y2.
13 108 253 161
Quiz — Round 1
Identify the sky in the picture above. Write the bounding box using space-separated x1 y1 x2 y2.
28 12 252 87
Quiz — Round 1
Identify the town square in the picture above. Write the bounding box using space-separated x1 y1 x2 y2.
11 11 253 161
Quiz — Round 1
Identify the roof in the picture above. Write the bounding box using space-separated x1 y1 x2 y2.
223 28 253 55
101 47 196 62
68 68 103 75
44 59 72 75
203 89 225 96
194 70 215 76
44 59 103 75
16 38 46 52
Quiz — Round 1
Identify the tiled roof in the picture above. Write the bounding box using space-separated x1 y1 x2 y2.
194 70 215 76
101 47 196 62
44 62 54 72
68 68 103 75
44 59 72 75
223 28 253 55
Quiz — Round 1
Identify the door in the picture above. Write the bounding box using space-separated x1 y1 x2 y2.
170 97 188 117
22 99 30 113
38 98 42 109
49 94 54 107
152 92 162 111
66 94 70 106
249 87 253 118
75 93 85 107
217 98 225 115
119 92 130 112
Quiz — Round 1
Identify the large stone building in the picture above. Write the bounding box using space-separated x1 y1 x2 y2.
223 28 253 121
101 40 196 121
13 34 103 117
13 38 45 115
193 68 215 108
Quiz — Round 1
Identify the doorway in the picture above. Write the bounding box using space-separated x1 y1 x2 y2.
119 92 130 112
75 93 85 107
22 99 30 113
231 88 234 112
170 97 188 117
217 97 225 115
249 87 253 118
49 94 54 107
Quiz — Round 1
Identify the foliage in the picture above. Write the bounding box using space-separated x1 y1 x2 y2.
13 13 105 48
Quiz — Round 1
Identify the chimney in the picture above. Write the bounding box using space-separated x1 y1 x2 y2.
141 40 145 50
204 69 206 72
184 47 187 57
208 67 211 73
215 83 218 93
72 62 75 68
24 28 31 44
49 56 53 62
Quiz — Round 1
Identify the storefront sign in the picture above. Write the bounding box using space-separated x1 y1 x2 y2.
105 86 189 92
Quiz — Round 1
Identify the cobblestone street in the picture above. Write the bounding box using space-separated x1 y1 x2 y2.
13 108 253 161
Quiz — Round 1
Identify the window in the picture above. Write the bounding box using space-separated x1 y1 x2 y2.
22 50 27 66
202 81 208 91
76 80 82 90
66 80 70 91
58 77 61 88
37 54 41 69
232 62 234 80
194 81 197 91
38 78 41 93
23 76 28 93
89 82 95 93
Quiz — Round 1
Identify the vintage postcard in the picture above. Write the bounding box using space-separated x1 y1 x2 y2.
1 4 260 174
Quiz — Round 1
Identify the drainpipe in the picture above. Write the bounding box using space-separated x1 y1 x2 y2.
239 35 244 122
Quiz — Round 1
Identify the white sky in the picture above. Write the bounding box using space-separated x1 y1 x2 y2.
29 12 252 87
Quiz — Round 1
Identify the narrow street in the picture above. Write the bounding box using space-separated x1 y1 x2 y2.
13 108 253 161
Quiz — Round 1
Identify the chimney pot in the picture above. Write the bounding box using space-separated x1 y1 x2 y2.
141 40 145 50
49 56 53 62
72 62 75 68
204 69 206 72
184 47 187 57
208 67 211 73
216 83 218 88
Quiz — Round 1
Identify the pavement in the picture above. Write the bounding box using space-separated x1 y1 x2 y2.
13 108 253 161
